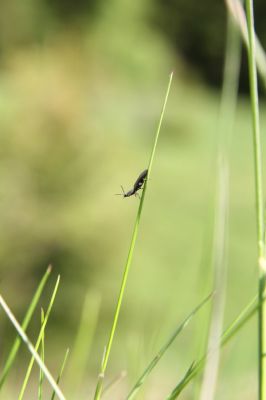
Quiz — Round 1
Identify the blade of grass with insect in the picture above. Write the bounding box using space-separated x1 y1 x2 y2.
166 295 259 399
18 275 60 400
93 72 173 400
67 291 101 396
125 293 212 400
0 294 65 400
0 265 52 389
38 309 45 400
50 349 70 400
245 0 266 398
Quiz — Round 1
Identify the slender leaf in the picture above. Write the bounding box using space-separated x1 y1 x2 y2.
0 265 52 389
0 293 65 400
225 0 266 87
38 309 45 400
126 293 212 400
67 291 100 395
166 295 258 399
18 276 60 400
51 349 70 400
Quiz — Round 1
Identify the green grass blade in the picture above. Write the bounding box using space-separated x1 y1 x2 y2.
18 275 61 400
197 8 241 399
0 265 52 389
38 309 45 400
126 293 212 400
221 296 258 346
93 72 173 400
225 0 266 87
0 292 65 400
245 0 266 398
166 295 258 399
50 348 70 400
67 290 100 395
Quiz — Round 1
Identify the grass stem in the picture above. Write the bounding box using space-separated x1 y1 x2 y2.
93 72 173 400
245 1 266 398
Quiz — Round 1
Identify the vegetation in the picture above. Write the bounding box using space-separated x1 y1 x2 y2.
0 0 266 399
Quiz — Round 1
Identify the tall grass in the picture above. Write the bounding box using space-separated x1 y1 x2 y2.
1 6 266 395
197 9 241 400
245 0 266 398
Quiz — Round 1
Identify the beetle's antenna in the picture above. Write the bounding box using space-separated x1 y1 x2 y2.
115 186 125 196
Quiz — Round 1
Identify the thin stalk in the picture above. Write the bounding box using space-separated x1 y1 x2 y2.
93 72 173 400
245 1 266 398
18 276 60 400
197 10 241 400
51 349 70 400
126 293 212 400
67 291 100 396
38 309 45 400
166 295 259 399
225 0 266 88
0 265 52 388
0 295 65 400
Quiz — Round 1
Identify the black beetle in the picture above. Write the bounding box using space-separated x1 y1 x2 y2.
116 169 148 198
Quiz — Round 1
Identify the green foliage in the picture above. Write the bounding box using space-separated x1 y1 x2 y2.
0 266 51 388
0 0 266 398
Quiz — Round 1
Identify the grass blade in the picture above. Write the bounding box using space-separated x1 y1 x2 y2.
166 295 258 399
93 72 173 400
18 276 60 400
225 0 266 87
38 309 45 400
0 293 65 400
198 161 228 400
51 349 70 400
67 291 100 395
0 265 52 389
245 0 266 398
197 6 241 398
126 293 212 400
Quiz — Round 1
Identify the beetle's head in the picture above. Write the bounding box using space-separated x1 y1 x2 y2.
124 189 134 197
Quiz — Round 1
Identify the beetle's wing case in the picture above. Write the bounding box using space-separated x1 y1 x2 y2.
137 169 148 181
133 169 148 191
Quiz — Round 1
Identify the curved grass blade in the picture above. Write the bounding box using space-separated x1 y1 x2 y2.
166 295 258 399
0 293 65 400
126 293 212 400
0 265 52 389
18 276 60 400
93 72 173 400
51 349 70 400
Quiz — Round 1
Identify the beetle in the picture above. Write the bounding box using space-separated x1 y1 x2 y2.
116 169 148 198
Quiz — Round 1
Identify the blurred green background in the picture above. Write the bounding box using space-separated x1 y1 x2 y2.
0 0 266 399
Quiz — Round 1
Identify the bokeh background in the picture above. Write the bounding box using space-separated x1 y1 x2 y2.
0 0 266 399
